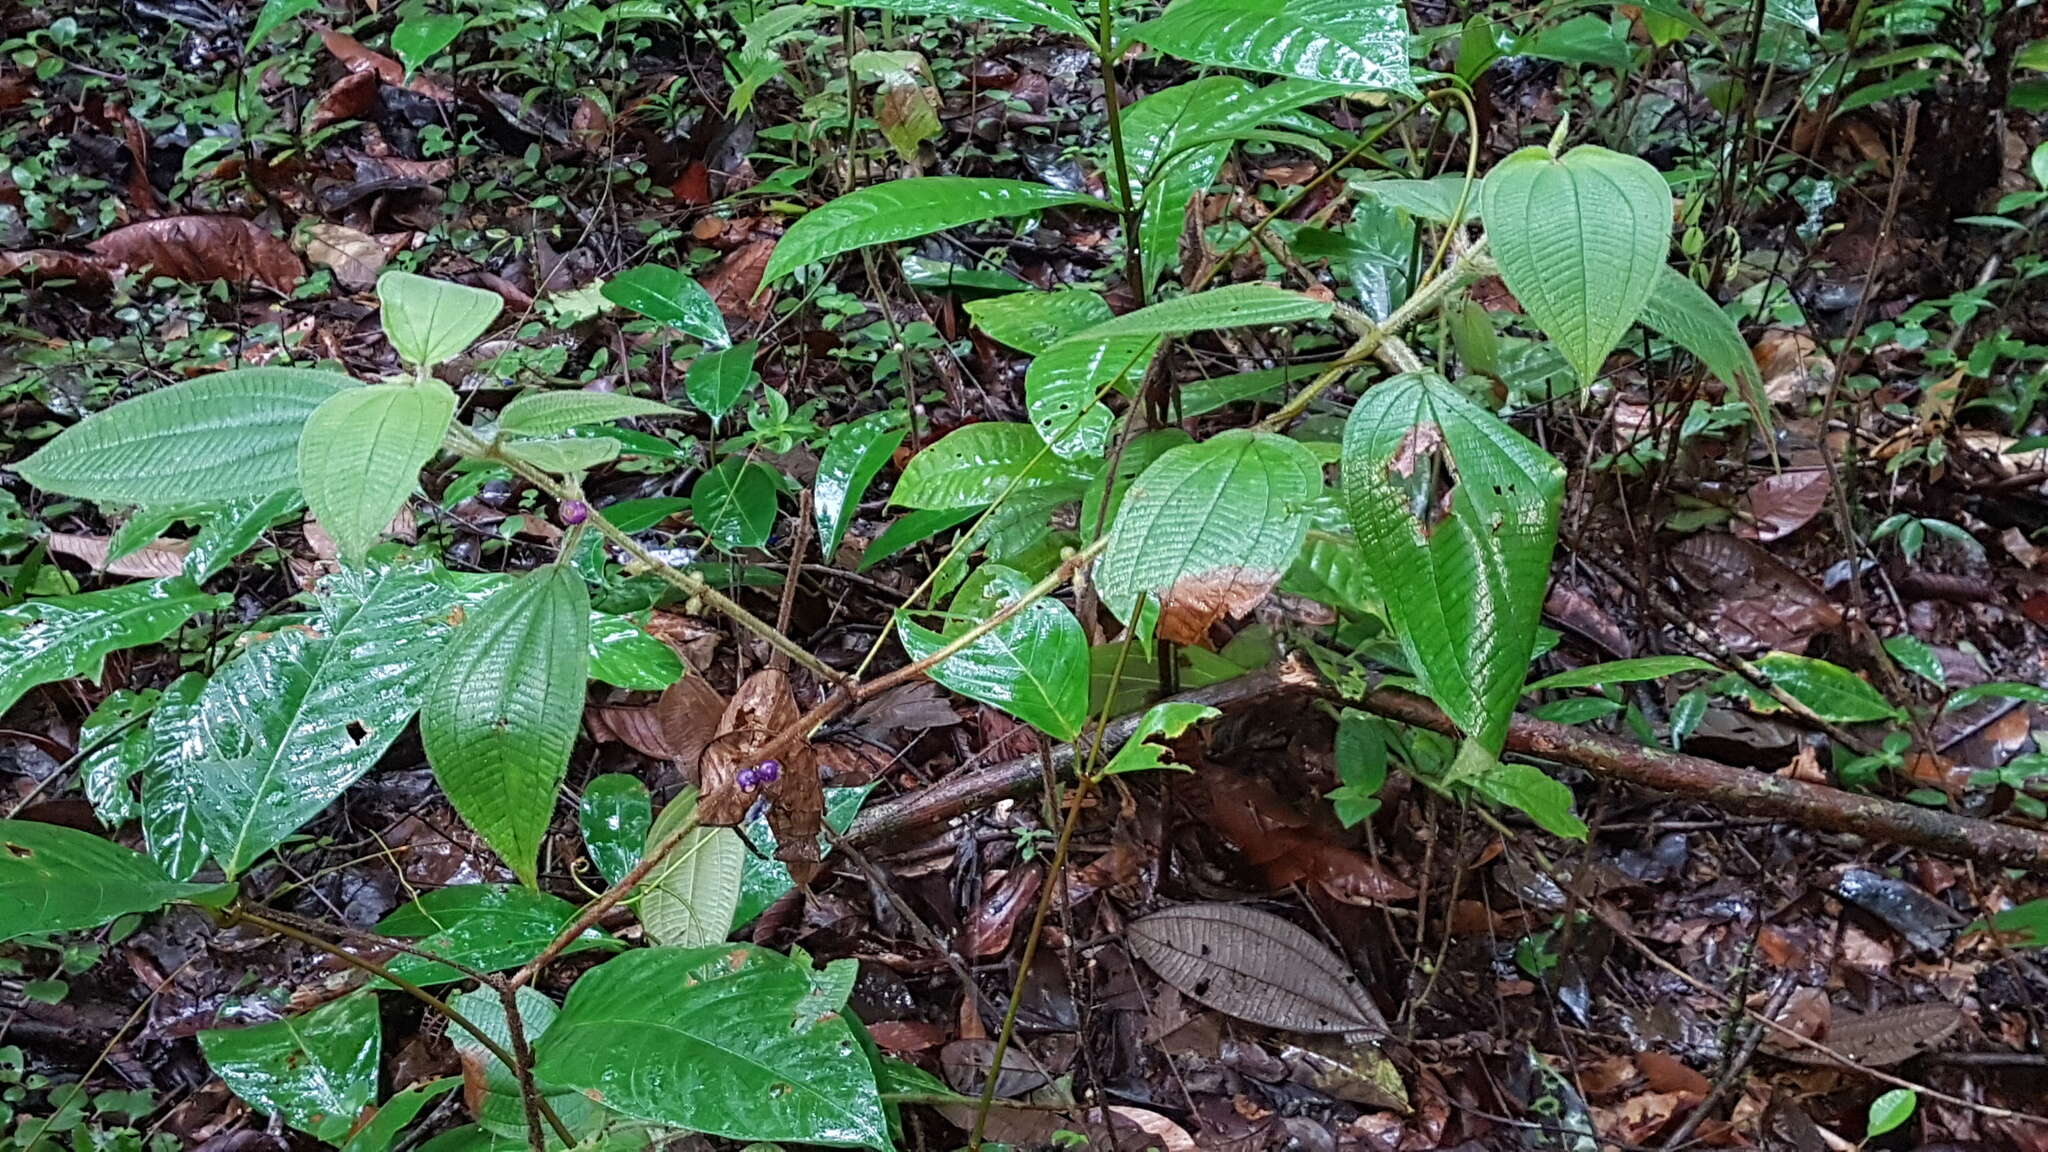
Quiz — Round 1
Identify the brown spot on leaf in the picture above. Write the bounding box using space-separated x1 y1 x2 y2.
1156 566 1284 646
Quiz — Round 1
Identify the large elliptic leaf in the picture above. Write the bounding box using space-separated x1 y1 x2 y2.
198 993 381 1144
602 264 731 347
299 380 456 564
635 787 745 948
374 884 620 985
498 391 685 438
691 456 779 551
760 179 1108 285
1025 285 1333 456
685 340 760 422
892 422 1091 510
422 564 590 887
533 945 887 1148
1095 428 1323 644
813 0 1090 38
14 367 354 505
898 564 1088 741
1480 144 1672 386
0 578 227 717
813 410 909 560
0 819 223 942
1639 265 1770 436
1134 0 1416 95
166 563 465 876
378 271 503 370
1339 372 1563 759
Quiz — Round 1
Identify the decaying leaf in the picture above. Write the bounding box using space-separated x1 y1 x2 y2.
1668 532 1840 653
1128 903 1387 1037
88 216 304 294
46 532 188 579
1186 770 1416 905
1733 469 1830 543
696 669 823 887
303 222 396 290
1768 1000 1964 1067
586 672 728 766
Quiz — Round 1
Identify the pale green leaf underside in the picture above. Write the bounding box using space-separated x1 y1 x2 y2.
378 271 503 369
761 178 1109 285
898 564 1089 741
298 380 456 563
1639 265 1770 437
1134 0 1417 96
636 788 745 948
498 390 685 438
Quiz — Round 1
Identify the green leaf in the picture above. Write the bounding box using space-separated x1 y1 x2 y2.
685 341 759 422
378 271 503 370
733 786 871 929
0 578 227 717
376 884 620 985
602 265 731 347
813 0 1091 38
1351 174 1483 225
1945 681 2048 710
423 564 591 886
637 787 745 947
299 380 456 564
340 1079 458 1152
1972 898 2048 947
1525 655 1715 695
814 410 908 559
1096 702 1221 777
1329 710 1388 826
1095 428 1323 644
1639 266 1769 437
588 614 684 690
1472 759 1586 840
1528 696 1623 724
247 0 322 47
892 422 1089 510
80 688 156 825
579 774 651 889
198 993 381 1144
14 367 353 505
1766 0 1819 36
533 946 887 1147
599 496 690 534
136 673 210 879
1866 1089 1916 1138
185 489 305 581
0 820 222 942
859 507 977 570
967 288 1113 355
1731 653 1902 723
898 564 1089 741
1480 144 1672 385
391 13 465 76
1134 0 1416 95
692 456 779 551
503 436 622 476
499 391 684 438
1883 634 1945 689
1519 13 1633 68
447 986 607 1143
1340 372 1563 757
761 178 1108 286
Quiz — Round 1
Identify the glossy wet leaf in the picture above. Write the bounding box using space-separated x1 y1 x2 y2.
247 0 322 45
899 564 1089 741
1350 174 1483 225
892 422 1090 510
966 289 1111 355
1524 655 1715 695
391 12 464 76
1732 652 1903 723
1767 0 1819 35
587 614 684 690
375 884 620 985
814 410 908 559
814 0 1090 38
602 264 730 347
1866 1089 1916 1138
1639 266 1769 438
135 673 210 879
534 945 886 1147
80 688 156 825
1096 429 1323 644
733 786 872 929
498 391 684 438
761 178 1107 285
15 367 353 505
0 578 227 717
447 986 605 1142
1134 0 1416 95
579 774 651 888
199 993 381 1144
1096 702 1221 777
423 564 591 886
185 489 305 581
340 1078 457 1152
692 456 779 550
1884 634 1945 689
1481 145 1672 385
636 787 744 947
1128 903 1386 1035
378 271 503 370
299 380 456 564
0 819 223 943
859 507 977 569
1473 760 1586 840
1340 372 1563 760
686 340 759 422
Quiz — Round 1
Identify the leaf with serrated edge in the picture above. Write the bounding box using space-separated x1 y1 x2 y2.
15 368 353 505
636 787 745 947
814 410 908 559
898 564 1089 741
761 178 1107 285
1127 903 1385 1035
0 579 227 717
1134 0 1416 95
422 564 590 886
0 819 222 942
377 271 503 369
498 391 684 438
299 381 455 563
198 993 380 1144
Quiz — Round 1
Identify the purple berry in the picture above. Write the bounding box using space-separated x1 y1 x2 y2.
756 759 782 784
736 768 760 792
560 499 589 526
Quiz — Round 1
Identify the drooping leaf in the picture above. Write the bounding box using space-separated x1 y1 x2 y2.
691 456 779 550
375 884 620 985
813 0 1091 38
502 436 622 475
378 271 503 370
814 410 908 559
635 788 745 947
185 489 305 581
0 820 223 943
498 391 685 439
198 993 381 1144
14 368 354 505
1340 372 1563 759
859 508 978 570
1524 655 1715 695
602 264 731 347
533 945 887 1147
892 422 1090 510
447 986 607 1142
391 12 465 76
1480 144 1672 385
761 179 1108 285
1639 266 1769 436
299 380 457 563
1134 0 1416 96
80 688 157 825
0 578 227 717
1095 429 1323 644
1096 702 1221 777
1472 760 1586 840
898 564 1089 741
579 774 651 888
422 564 591 886
685 340 759 422
966 289 1113 355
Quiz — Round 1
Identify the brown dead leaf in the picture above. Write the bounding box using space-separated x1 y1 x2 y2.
1635 1051 1711 1096
865 1020 947 1053
702 236 776 321
0 249 112 288
1157 566 1285 646
1669 532 1841 653
1752 330 1832 406
317 27 454 101
1593 1092 1688 1145
964 866 1040 957
88 216 304 294
46 532 188 579
586 672 728 767
307 69 380 132
303 222 395 290
1769 1000 1964 1067
1733 469 1830 542
304 507 416 560
698 669 810 829
1189 768 1416 905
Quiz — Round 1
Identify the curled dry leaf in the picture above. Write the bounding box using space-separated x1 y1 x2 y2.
702 236 777 321
1733 469 1831 542
46 532 188 579
697 669 813 836
1188 769 1417 905
303 222 396 290
1752 330 1832 406
317 27 455 101
1157 566 1285 646
964 865 1041 957
1127 903 1387 1037
307 69 380 132
586 671 727 767
88 216 304 294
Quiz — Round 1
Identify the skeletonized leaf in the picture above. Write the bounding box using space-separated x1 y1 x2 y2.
898 564 1089 742
1128 903 1386 1036
0 819 223 943
498 391 684 438
298 380 456 563
377 271 503 369
814 0 1091 38
198 994 381 1144
761 179 1107 285
1134 0 1416 95
636 787 745 947
0 579 227 717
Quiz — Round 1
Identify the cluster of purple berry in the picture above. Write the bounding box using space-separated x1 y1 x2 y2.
736 759 782 792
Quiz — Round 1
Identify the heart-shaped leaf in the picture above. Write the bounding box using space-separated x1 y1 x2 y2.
377 271 503 370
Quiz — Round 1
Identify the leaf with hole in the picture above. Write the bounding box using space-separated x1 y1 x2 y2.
0 819 226 943
198 993 381 1144
692 456 779 551
635 787 745 947
686 340 759 422
814 410 908 560
378 271 503 370
0 578 227 718
299 380 455 564
899 564 1089 742
1127 903 1385 1035
375 884 620 985
602 264 731 347
761 178 1107 285
1134 0 1415 95
1096 702 1220 777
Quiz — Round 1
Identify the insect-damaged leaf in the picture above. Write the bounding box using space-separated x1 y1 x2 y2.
1127 903 1386 1036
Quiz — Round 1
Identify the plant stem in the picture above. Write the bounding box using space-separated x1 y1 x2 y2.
1096 0 1144 307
